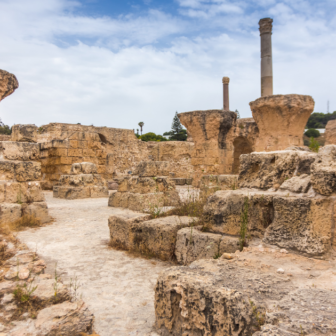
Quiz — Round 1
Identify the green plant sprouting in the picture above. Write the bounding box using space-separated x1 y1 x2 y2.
239 197 249 251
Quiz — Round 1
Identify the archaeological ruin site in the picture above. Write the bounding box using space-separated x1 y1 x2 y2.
0 17 336 336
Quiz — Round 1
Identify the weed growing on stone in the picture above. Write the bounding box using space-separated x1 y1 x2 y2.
249 300 265 331
69 275 81 302
239 197 249 251
53 263 59 300
13 281 37 304
309 137 319 152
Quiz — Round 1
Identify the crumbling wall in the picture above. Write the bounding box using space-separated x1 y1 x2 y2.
325 120 336 145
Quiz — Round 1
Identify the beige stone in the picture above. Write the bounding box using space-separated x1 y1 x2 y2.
279 174 311 193
90 185 109 198
11 124 37 143
200 174 238 198
21 202 50 223
108 191 130 208
325 119 336 145
0 203 21 224
0 161 15 180
250 94 314 151
128 192 165 212
53 186 91 200
0 141 40 161
0 69 18 102
15 161 41 182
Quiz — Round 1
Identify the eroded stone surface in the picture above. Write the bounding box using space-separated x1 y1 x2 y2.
0 69 19 102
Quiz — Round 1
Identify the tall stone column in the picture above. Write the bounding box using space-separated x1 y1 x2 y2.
259 18 273 97
222 77 230 110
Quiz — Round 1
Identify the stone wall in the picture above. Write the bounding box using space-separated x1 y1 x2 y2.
325 120 336 145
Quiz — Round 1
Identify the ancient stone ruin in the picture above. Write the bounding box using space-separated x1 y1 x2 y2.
0 16 335 336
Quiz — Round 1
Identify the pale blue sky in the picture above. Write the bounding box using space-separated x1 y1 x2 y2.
0 0 335 134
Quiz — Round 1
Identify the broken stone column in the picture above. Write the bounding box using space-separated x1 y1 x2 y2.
222 77 230 110
259 18 273 97
250 94 314 151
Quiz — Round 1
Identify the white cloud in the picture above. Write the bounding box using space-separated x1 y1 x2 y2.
0 0 335 135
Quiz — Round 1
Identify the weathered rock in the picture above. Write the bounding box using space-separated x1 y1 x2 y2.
204 190 274 237
0 161 15 180
90 185 109 198
11 124 37 143
325 119 336 145
279 174 311 193
21 202 50 223
250 94 314 151
109 215 194 260
263 196 333 256
0 203 21 224
200 174 238 198
311 145 336 195
108 191 130 208
238 150 317 190
70 162 98 175
53 186 91 199
2 181 45 203
15 161 41 182
0 69 19 102
0 141 40 161
33 279 69 303
8 300 93 335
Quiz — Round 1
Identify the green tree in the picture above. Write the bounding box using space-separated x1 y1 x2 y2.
0 119 11 135
138 122 144 135
235 109 240 119
139 132 168 142
304 128 320 138
163 112 187 141
306 111 336 129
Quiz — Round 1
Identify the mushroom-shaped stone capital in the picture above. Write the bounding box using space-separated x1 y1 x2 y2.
0 69 19 102
259 18 273 35
222 77 230 84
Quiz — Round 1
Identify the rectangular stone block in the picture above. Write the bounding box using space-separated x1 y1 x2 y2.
68 149 83 157
53 186 91 200
11 124 37 143
82 149 95 157
90 186 109 198
0 141 40 161
15 161 41 182
21 202 50 223
87 141 101 150
117 177 130 192
97 165 106 174
68 140 79 148
128 192 164 212
0 203 21 224
48 148 68 157
108 191 130 208
0 182 5 202
0 161 15 180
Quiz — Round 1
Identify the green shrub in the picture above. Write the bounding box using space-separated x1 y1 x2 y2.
309 137 319 153
139 132 168 142
304 128 320 138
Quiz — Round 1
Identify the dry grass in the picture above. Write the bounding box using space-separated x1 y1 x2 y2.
8 215 42 231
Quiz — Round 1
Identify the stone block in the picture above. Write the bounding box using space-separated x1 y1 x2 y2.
172 178 186 185
238 150 317 190
21 202 50 223
0 141 40 161
0 161 15 180
70 162 98 175
279 174 311 193
220 235 240 253
0 203 21 224
175 227 222 264
11 124 37 143
128 177 157 194
108 191 130 208
204 190 274 237
90 186 108 198
82 148 95 157
53 186 91 200
14 161 41 182
48 148 68 157
128 216 194 260
311 145 336 195
263 196 333 256
128 192 165 212
0 183 4 202
97 164 106 174
163 189 181 206
136 161 157 177
108 214 151 250
68 148 83 157
108 181 118 190
87 141 101 150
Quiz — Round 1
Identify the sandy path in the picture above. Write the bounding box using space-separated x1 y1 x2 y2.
17 192 169 336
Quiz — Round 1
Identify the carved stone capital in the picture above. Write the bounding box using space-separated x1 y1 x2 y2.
259 18 273 35
222 77 230 84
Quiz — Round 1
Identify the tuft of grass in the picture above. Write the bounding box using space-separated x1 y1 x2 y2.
8 215 41 231
13 282 37 304
239 197 249 251
309 137 319 152
249 300 266 331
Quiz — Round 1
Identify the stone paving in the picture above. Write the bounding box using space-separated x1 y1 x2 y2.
17 192 171 336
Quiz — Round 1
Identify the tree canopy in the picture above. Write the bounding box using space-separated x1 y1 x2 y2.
304 128 320 138
163 112 187 141
0 119 11 135
139 132 167 142
306 111 336 129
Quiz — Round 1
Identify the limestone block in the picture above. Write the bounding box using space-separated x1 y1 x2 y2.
311 145 336 195
220 235 240 254
70 162 97 175
175 227 222 264
171 178 186 185
263 196 333 256
128 177 157 194
0 183 4 202
250 94 315 151
0 141 40 161
325 120 336 145
127 216 194 260
128 192 165 212
163 189 181 206
11 124 37 143
14 161 41 182
0 69 19 101
0 161 15 180
279 174 311 193
204 190 274 237
238 150 317 190
68 148 83 157
117 177 130 192
136 161 157 177
200 174 238 198
8 300 93 336
108 191 130 208
108 214 151 250
22 202 50 223
53 186 91 200
0 203 21 224
90 186 108 198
